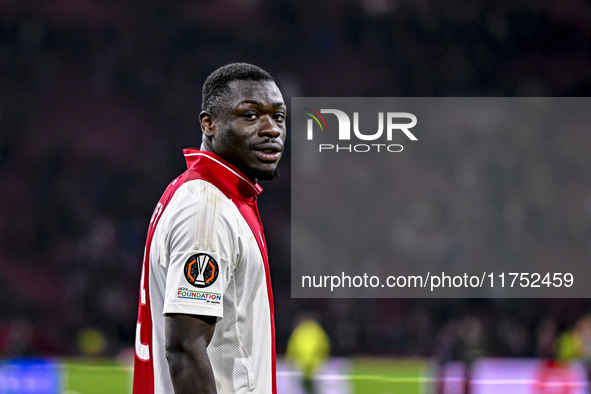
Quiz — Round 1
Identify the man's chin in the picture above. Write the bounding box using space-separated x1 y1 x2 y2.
245 167 279 182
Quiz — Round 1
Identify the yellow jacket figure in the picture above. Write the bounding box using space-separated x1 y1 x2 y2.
286 316 330 393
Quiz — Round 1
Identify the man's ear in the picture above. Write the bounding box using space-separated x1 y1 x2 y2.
199 111 215 137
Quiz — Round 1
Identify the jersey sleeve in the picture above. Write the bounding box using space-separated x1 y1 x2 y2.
160 180 238 319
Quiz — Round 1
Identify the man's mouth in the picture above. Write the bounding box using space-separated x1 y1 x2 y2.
253 145 283 162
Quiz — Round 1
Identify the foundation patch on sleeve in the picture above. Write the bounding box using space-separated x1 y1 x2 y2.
177 287 222 304
183 253 219 288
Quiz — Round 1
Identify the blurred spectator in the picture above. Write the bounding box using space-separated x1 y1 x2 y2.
535 318 558 358
557 315 591 364
457 316 486 364
76 328 108 358
286 313 330 393
0 320 34 357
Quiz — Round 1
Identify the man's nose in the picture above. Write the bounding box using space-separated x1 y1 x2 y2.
258 116 282 138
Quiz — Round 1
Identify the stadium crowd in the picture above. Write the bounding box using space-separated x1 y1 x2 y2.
1 0 591 369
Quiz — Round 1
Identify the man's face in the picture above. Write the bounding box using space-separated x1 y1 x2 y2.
202 80 287 182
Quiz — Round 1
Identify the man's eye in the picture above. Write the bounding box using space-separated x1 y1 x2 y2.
244 113 258 120
275 113 285 121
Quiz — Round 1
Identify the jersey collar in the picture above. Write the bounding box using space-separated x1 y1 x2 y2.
183 148 262 200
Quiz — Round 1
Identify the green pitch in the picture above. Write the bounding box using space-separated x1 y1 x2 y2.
350 358 432 394
63 360 131 394
61 357 431 394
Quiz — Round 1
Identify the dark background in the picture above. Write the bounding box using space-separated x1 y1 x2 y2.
1 0 591 363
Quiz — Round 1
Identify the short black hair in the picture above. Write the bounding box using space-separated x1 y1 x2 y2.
202 63 275 115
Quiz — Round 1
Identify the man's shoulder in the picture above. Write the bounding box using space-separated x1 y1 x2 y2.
155 178 246 257
165 178 234 214
181 177 226 199
162 178 247 234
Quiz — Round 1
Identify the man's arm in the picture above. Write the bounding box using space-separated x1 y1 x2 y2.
165 314 218 394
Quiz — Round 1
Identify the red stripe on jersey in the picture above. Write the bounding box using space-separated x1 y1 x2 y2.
133 173 188 394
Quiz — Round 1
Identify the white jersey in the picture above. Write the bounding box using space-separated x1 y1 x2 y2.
133 149 276 394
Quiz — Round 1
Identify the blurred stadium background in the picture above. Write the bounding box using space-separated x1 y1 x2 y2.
1 0 591 393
